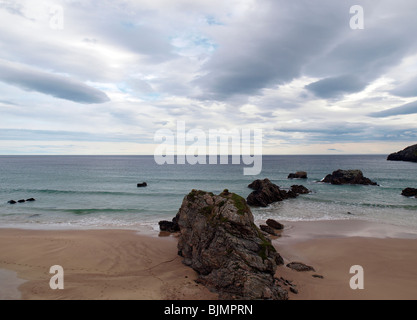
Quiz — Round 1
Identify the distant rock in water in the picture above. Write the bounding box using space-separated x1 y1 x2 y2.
8 200 17 204
247 179 311 207
401 188 417 198
137 182 148 187
176 189 288 300
26 198 36 202
288 171 307 179
17 199 26 203
387 144 417 163
321 170 378 186
290 185 310 195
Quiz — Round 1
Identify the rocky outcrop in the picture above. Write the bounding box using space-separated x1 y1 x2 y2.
137 182 148 187
402 188 417 198
247 179 310 207
8 198 36 204
176 189 288 300
387 144 417 163
321 170 378 186
288 171 307 179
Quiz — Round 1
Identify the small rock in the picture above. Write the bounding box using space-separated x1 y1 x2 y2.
159 214 180 233
321 169 378 186
290 287 298 294
290 185 310 195
312 274 324 279
288 171 307 179
401 188 417 198
137 182 148 187
286 262 315 272
260 225 278 236
8 200 17 204
26 198 36 202
17 199 26 203
266 219 284 230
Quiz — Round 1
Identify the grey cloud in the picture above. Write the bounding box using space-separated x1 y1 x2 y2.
193 0 349 100
305 75 368 99
368 100 417 117
274 121 417 143
0 61 110 104
391 77 417 97
194 0 417 101
0 129 145 143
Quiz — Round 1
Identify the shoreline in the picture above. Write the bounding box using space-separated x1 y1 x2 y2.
0 219 416 300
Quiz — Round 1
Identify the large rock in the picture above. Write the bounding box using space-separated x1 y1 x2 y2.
159 214 180 232
247 179 310 207
402 188 417 198
321 170 378 186
387 144 417 163
177 189 287 300
247 179 288 207
288 171 307 179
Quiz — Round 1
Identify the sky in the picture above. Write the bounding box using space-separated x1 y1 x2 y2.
0 0 417 155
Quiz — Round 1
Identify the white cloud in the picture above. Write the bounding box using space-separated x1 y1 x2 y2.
0 0 417 154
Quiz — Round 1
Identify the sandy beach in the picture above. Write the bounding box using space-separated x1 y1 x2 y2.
1 220 417 300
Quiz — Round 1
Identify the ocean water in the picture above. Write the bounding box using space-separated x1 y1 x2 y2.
0 155 416 230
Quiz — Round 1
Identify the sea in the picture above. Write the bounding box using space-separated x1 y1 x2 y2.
0 155 416 231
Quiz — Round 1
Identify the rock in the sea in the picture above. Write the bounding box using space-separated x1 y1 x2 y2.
321 169 378 186
290 185 310 195
288 171 307 179
26 198 36 202
266 219 284 230
176 189 287 300
137 182 148 187
17 199 26 203
286 262 316 272
401 188 417 198
387 144 417 163
246 179 290 207
246 179 311 207
8 200 17 204
159 214 180 232
260 225 278 236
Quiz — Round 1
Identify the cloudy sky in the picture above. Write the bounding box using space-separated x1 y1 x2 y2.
0 0 417 155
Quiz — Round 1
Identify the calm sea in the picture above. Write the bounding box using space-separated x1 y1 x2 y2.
0 155 416 230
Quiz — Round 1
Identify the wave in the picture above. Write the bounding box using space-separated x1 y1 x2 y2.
295 196 417 210
2 188 185 198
